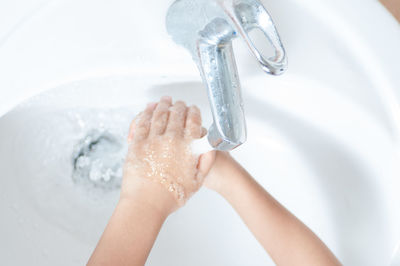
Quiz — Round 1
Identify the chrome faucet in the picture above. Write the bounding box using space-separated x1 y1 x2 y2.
166 0 287 150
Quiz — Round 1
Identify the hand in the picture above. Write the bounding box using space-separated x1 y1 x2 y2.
122 96 211 214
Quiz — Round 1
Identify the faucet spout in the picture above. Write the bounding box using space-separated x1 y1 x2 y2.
166 0 287 150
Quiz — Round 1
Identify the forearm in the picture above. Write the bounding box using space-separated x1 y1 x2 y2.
212 153 341 266
87 180 173 266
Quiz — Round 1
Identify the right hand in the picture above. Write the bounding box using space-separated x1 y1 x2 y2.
200 151 234 194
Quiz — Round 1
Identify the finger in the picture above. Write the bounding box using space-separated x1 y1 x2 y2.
127 114 139 142
197 150 217 177
133 102 157 141
127 110 148 142
165 101 187 136
185 105 202 139
149 96 172 136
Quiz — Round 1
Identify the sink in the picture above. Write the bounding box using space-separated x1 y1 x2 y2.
0 0 400 265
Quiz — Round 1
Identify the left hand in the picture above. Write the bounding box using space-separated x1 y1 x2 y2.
122 96 214 214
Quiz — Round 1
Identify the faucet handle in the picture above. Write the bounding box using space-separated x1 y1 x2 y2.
220 0 288 75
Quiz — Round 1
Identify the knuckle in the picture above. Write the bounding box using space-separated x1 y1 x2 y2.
175 100 186 106
136 119 147 127
152 120 166 131
188 114 201 125
156 103 169 111
134 128 146 137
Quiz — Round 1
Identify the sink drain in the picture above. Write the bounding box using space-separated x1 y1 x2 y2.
72 130 126 190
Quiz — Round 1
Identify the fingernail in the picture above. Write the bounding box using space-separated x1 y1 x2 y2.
161 95 172 102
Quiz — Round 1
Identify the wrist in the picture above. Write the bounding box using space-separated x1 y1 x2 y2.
120 178 178 217
204 151 246 195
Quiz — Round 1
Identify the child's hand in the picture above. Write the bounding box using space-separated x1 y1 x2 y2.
122 96 211 214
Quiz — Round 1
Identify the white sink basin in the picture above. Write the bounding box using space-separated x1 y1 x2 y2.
0 0 400 265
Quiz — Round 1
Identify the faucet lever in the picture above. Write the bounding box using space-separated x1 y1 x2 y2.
221 0 287 75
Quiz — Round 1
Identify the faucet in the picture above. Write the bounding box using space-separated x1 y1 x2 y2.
166 0 287 150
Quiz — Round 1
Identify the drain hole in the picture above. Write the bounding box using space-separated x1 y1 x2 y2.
72 130 126 190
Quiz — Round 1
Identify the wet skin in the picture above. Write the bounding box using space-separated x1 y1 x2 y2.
123 96 208 207
88 96 341 266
